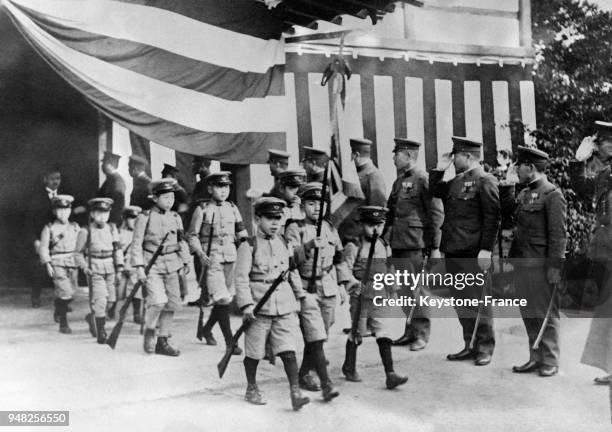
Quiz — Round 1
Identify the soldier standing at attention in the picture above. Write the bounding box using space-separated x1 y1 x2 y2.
235 197 310 411
302 147 329 183
38 195 80 334
129 155 152 211
338 138 387 244
97 152 126 227
131 179 190 356
429 136 500 366
75 198 124 344
188 172 248 355
385 138 443 351
342 206 409 389
503 147 566 377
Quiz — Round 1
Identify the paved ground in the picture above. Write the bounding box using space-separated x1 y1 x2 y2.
0 285 610 432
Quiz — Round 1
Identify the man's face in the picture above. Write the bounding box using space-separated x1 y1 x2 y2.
393 150 411 170
517 163 534 184
92 210 110 225
302 159 315 175
257 214 282 236
44 172 61 190
153 191 175 211
453 152 471 173
209 184 230 202
193 162 211 178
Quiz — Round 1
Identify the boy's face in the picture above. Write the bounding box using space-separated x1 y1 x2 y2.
302 199 321 221
281 185 299 201
125 216 137 230
92 210 110 224
54 207 71 223
208 184 230 202
153 191 175 211
363 221 384 238
257 214 282 236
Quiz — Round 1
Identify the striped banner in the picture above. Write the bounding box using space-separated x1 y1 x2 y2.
3 0 290 164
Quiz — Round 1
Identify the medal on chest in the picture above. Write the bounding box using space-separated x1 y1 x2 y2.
401 181 413 193
528 192 539 204
462 181 475 193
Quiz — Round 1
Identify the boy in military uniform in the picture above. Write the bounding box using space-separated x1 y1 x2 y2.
114 205 143 324
504 147 567 377
131 179 190 356
286 182 349 390
235 197 310 410
342 206 409 389
75 198 124 344
188 172 248 354
276 168 307 228
39 195 80 334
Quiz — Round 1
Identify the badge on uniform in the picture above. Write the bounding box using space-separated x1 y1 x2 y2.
529 192 539 204
401 181 413 193
463 181 474 193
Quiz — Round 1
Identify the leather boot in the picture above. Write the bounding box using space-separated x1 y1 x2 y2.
132 299 143 324
386 372 409 389
245 384 267 405
290 385 310 411
226 339 242 356
342 340 361 382
53 299 60 323
321 381 339 402
143 328 156 353
155 336 180 356
95 317 107 344
58 300 71 334
85 313 96 338
106 302 116 320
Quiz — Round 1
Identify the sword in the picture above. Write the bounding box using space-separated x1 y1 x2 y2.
532 282 559 350
469 268 491 350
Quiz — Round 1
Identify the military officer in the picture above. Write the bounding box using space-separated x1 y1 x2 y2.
97 151 126 226
129 155 152 210
503 147 567 377
338 138 387 244
267 149 291 198
385 138 444 351
302 147 329 183
429 136 500 366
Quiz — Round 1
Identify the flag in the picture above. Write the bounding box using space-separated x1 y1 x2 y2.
2 0 290 164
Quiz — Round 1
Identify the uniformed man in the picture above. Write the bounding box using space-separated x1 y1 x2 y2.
338 138 387 244
502 147 567 377
97 152 126 226
302 147 329 183
129 155 152 210
267 149 291 198
161 163 190 216
276 168 307 228
131 179 190 356
235 197 310 410
192 156 212 203
386 138 444 351
429 136 500 366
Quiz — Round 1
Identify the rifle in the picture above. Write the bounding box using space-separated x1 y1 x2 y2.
308 161 330 294
107 232 170 349
196 213 215 340
469 268 491 350
532 282 559 350
351 229 378 346
217 268 290 378
86 220 97 337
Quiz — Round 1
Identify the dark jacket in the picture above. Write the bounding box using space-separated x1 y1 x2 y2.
130 172 152 210
569 160 612 224
97 171 126 226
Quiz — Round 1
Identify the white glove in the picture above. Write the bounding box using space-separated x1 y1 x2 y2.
429 249 442 259
505 162 519 184
246 188 264 200
477 250 492 271
576 135 596 162
436 152 454 171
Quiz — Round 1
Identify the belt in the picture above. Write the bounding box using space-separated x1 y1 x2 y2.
200 235 232 245
251 274 288 284
50 250 75 256
300 264 333 281
87 252 113 259
144 244 180 255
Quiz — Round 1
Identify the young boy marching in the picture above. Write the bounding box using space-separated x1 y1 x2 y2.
75 198 124 344
341 206 409 389
131 179 190 356
39 195 80 334
188 172 248 354
285 182 349 391
113 205 143 324
235 197 310 410
275 168 307 228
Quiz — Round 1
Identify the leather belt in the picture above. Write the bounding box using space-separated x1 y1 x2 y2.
87 252 113 259
144 244 180 255
300 264 333 281
51 250 75 256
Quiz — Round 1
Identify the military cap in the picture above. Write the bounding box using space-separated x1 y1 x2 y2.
101 151 121 165
350 138 373 154
205 171 232 186
128 154 149 167
88 197 113 211
123 205 142 218
595 121 612 139
150 178 177 195
358 206 389 224
393 138 421 153
161 163 179 176
278 168 307 187
51 194 74 209
298 182 323 201
268 149 291 163
451 136 482 154
302 147 329 163
254 197 286 216
516 146 549 164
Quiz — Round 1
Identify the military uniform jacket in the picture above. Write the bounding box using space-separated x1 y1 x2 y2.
130 206 189 274
282 197 304 237
235 230 305 316
286 219 350 296
97 172 126 226
339 160 387 242
430 165 500 255
307 170 325 183
130 172 152 210
506 177 567 268
39 221 80 267
119 226 135 271
569 160 612 225
386 166 443 251
187 200 248 263
344 237 394 299
75 223 124 273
